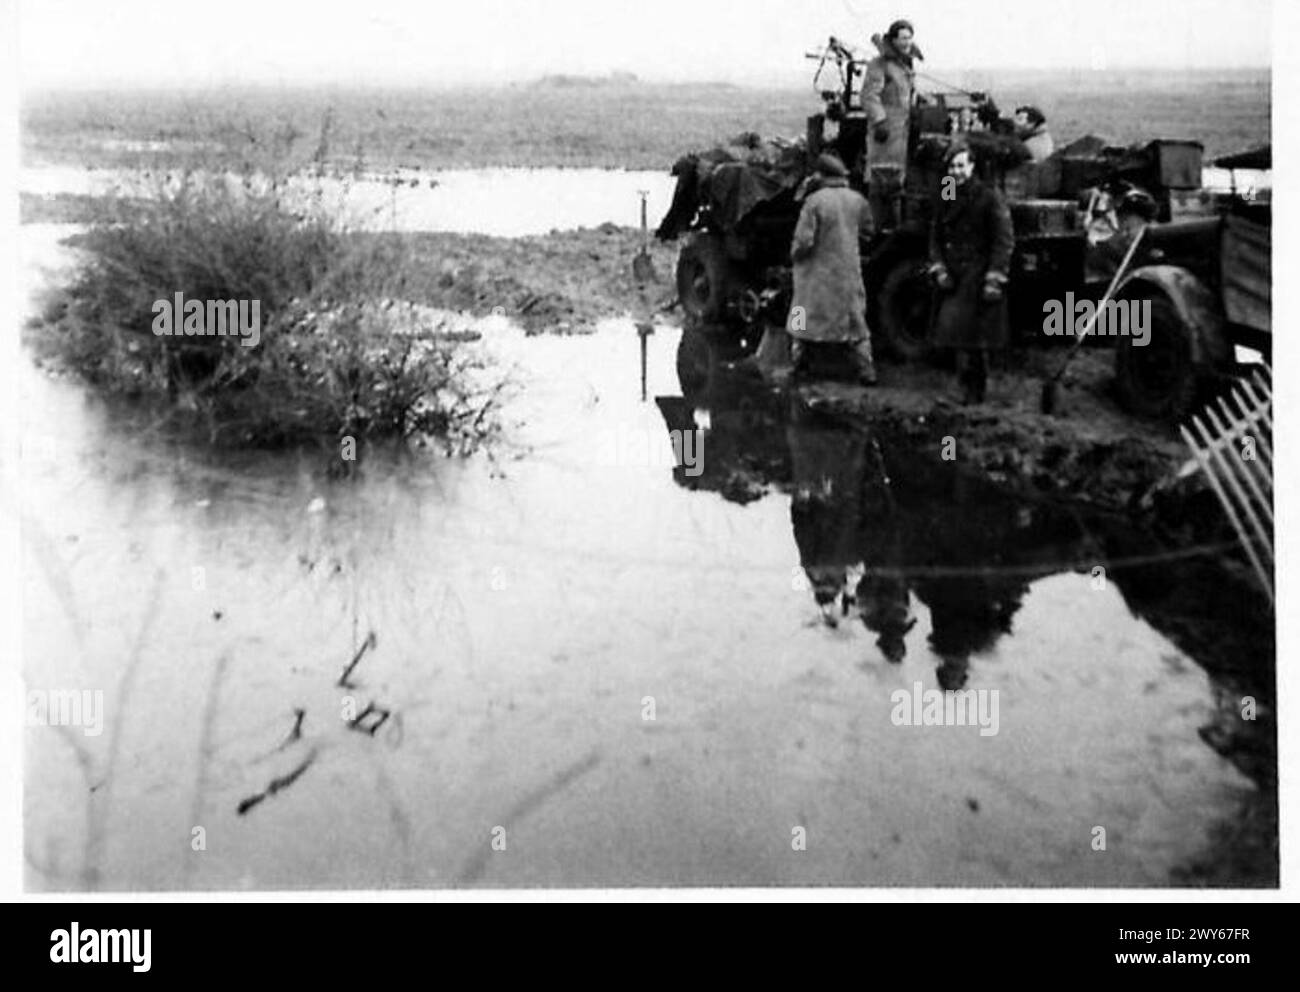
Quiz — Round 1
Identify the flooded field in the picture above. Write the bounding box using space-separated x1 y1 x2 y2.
18 164 1265 235
19 166 680 236
16 219 1275 888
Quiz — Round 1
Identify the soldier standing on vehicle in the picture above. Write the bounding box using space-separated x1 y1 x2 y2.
788 153 877 386
928 146 1014 405
1013 106 1055 163
863 19 920 225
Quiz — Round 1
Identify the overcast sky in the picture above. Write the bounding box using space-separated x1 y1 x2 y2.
18 0 1273 89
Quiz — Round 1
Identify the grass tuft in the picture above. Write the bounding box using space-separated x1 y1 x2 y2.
26 145 503 452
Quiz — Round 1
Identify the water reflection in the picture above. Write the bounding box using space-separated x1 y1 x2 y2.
656 341 1276 882
17 264 1276 887
657 354 1099 687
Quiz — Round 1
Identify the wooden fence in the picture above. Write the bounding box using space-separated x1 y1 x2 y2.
1178 365 1274 605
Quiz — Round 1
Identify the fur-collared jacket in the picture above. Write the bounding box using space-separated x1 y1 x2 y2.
863 33 922 170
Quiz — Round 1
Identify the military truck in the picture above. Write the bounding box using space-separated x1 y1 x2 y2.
1107 146 1271 417
657 37 1266 417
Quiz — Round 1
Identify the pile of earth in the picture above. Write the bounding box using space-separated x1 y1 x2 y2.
395 223 679 335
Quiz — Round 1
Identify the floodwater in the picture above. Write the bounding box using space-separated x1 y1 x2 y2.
19 164 1267 237
19 165 680 237
15 221 1274 890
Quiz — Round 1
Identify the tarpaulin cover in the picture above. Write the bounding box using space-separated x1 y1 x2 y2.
1221 213 1271 333
657 134 808 238
1214 145 1272 170
703 160 801 229
1029 134 1109 199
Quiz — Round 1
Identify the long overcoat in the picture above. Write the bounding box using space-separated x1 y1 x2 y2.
929 178 1015 350
863 36 916 170
788 178 875 343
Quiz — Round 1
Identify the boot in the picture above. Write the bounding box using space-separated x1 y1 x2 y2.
852 337 878 387
790 339 812 382
754 324 793 381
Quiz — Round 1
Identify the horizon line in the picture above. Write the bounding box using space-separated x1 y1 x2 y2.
22 65 1272 95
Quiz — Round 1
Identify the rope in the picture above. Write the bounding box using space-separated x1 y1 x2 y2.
914 69 982 99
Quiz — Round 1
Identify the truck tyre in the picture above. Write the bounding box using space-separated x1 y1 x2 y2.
875 256 935 361
676 234 736 323
1115 294 1199 419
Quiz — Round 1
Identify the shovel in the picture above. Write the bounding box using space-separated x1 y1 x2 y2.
1040 224 1147 415
633 190 659 284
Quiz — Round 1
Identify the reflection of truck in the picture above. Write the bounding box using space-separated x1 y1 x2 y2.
656 38 1269 418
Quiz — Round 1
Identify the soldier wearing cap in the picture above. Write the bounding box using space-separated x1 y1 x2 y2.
787 153 877 385
1087 186 1157 281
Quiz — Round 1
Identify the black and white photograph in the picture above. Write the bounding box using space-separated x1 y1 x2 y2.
1 0 1290 907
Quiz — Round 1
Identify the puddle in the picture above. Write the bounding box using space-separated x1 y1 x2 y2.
15 225 1274 889
19 165 680 236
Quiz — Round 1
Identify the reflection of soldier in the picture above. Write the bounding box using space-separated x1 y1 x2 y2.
788 420 870 623
853 440 914 661
856 562 915 663
913 574 1026 690
784 409 1032 673
659 349 1045 676
1013 105 1055 162
787 415 918 661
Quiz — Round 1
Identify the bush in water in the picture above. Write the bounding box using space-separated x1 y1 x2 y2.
26 161 502 451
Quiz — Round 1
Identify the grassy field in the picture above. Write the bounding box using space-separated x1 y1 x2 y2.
22 69 1270 172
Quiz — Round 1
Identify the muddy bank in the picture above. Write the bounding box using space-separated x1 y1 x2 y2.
682 337 1220 519
788 352 1188 511
26 205 678 337
391 225 679 334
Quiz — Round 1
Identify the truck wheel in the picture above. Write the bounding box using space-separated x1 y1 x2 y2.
676 234 735 323
1115 295 1199 419
875 256 934 361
